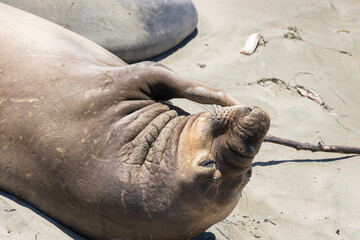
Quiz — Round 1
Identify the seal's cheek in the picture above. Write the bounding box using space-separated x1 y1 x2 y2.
177 114 217 181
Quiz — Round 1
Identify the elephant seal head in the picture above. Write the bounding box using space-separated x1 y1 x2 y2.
167 105 270 236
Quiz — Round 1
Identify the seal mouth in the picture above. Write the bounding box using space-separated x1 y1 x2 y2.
222 144 255 169
229 143 256 158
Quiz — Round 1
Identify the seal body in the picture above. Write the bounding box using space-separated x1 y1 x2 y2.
0 0 198 63
0 4 270 240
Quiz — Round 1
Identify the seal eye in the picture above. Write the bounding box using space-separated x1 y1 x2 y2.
199 158 215 168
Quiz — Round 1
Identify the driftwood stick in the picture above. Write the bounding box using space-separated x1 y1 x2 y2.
264 135 360 154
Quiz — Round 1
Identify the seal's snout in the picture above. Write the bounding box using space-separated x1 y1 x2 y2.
210 106 270 139
212 106 270 169
241 106 271 138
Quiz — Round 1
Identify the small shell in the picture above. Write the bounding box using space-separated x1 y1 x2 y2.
240 33 260 55
296 87 308 97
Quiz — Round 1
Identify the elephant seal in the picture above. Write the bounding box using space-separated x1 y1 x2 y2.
0 0 198 63
0 4 270 240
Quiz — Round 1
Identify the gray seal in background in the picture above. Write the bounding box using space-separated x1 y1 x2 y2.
0 0 198 63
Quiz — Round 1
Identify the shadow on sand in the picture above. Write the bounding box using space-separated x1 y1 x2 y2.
0 190 86 239
1 188 215 240
148 28 198 62
192 231 216 240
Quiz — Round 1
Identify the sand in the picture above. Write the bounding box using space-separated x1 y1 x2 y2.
1 0 360 239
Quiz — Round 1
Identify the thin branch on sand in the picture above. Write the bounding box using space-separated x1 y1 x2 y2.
264 135 360 154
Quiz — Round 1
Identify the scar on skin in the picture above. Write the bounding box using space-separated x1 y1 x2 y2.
11 98 40 103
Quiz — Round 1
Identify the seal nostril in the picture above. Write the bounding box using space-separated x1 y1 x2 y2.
248 107 253 112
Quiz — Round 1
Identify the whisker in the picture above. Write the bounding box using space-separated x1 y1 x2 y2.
265 141 279 153
232 95 250 107
215 137 220 160
200 181 214 200
249 98 259 108
210 104 219 113
270 124 283 130
194 102 214 116
212 181 220 203
242 187 249 208
205 104 217 114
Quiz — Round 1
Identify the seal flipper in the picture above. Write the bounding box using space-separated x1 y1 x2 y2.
117 61 240 107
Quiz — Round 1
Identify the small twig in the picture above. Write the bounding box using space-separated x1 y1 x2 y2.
264 135 360 154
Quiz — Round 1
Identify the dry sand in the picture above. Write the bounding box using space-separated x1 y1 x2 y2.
1 0 360 239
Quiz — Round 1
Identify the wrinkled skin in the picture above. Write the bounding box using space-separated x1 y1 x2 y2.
0 4 270 240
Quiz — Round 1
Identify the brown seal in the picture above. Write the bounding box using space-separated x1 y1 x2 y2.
0 3 270 240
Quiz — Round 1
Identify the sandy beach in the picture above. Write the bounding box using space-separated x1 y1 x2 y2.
1 0 360 239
